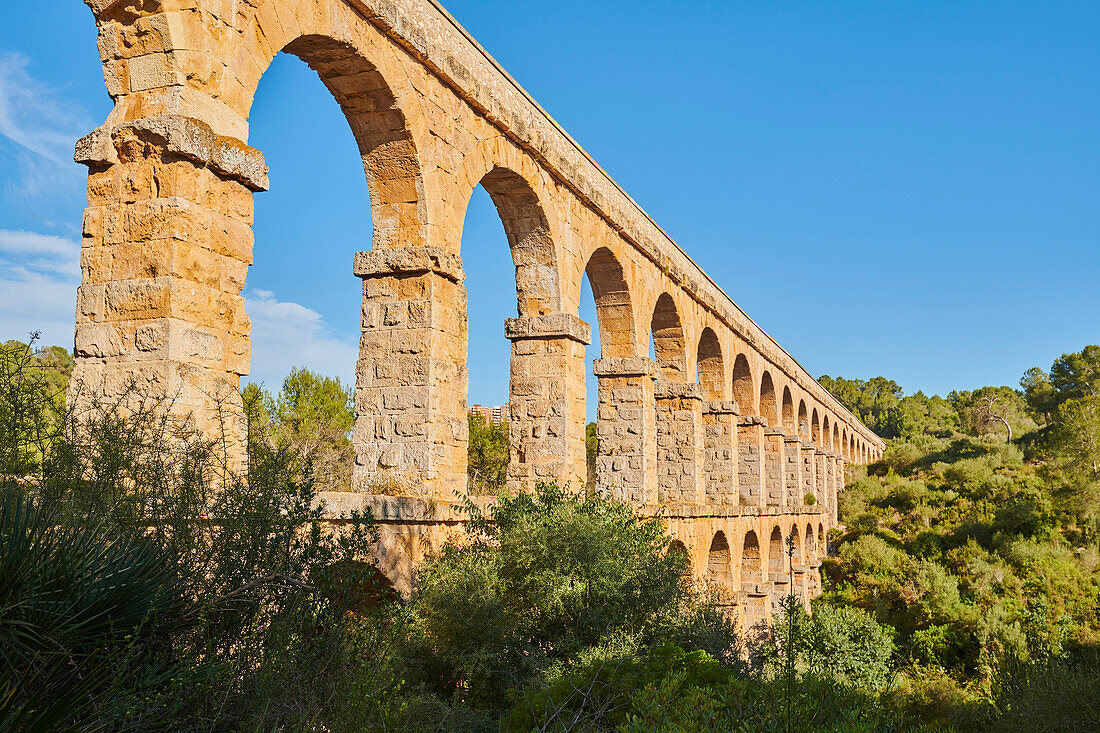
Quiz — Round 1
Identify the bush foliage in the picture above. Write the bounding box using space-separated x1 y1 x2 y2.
3 337 1100 730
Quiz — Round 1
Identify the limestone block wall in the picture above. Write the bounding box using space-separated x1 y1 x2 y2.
593 357 656 506
504 313 590 489
737 418 766 507
763 429 786 507
702 402 738 506
655 381 704 505
783 437 803 506
801 443 817 504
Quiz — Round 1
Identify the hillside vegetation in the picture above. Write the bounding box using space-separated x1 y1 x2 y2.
1 335 1098 730
817 347 1100 727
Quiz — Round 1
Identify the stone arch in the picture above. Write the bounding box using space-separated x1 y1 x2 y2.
706 532 732 587
818 523 826 550
850 435 856 461
811 408 821 445
805 523 815 558
822 414 831 450
669 539 692 578
790 526 803 564
696 328 724 401
798 400 809 439
464 166 559 316
241 30 429 250
768 525 785 580
651 293 686 379
759 371 778 425
732 354 754 415
782 387 795 430
741 530 762 584
833 424 841 454
230 24 439 493
584 247 637 359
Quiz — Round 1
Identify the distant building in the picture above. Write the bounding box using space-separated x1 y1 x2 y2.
469 404 508 424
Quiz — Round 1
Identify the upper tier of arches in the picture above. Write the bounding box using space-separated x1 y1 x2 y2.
81 0 882 458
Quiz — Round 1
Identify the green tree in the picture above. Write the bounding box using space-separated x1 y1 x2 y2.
819 375 905 438
1047 394 1100 521
950 386 1033 442
586 421 598 490
0 335 70 480
244 367 355 492
1020 366 1059 425
757 603 896 691
467 412 509 494
396 483 736 713
887 392 959 439
1049 345 1100 402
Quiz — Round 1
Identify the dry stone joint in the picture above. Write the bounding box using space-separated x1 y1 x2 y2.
72 0 885 606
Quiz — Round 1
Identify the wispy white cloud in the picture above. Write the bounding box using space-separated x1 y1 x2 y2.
244 289 359 390
0 52 87 197
0 229 81 347
0 230 359 386
0 228 82 259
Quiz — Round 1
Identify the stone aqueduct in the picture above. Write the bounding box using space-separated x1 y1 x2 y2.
72 0 884 614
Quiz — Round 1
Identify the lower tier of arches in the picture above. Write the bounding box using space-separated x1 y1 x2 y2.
326 492 832 620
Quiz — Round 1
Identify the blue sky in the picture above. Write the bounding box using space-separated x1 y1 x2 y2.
1 1 1097 415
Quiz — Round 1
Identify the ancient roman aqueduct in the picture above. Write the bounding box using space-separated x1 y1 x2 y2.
72 0 884 621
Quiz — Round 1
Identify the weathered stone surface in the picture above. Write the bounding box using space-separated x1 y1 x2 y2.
353 247 464 282
592 357 656 378
504 313 591 344
703 400 739 416
77 115 269 191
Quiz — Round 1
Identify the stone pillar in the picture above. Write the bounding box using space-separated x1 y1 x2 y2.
791 563 810 610
737 416 767 507
71 116 268 467
828 454 841 525
783 436 803 506
703 401 739 506
807 559 823 598
593 357 657 507
800 442 817 506
504 313 591 490
814 449 828 515
353 248 467 499
763 428 786 507
655 381 704 505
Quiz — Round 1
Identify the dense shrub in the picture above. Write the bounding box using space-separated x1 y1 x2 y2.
506 643 937 733
984 646 1100 731
6 337 1100 730
393 483 740 716
756 603 896 690
0 343 390 731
